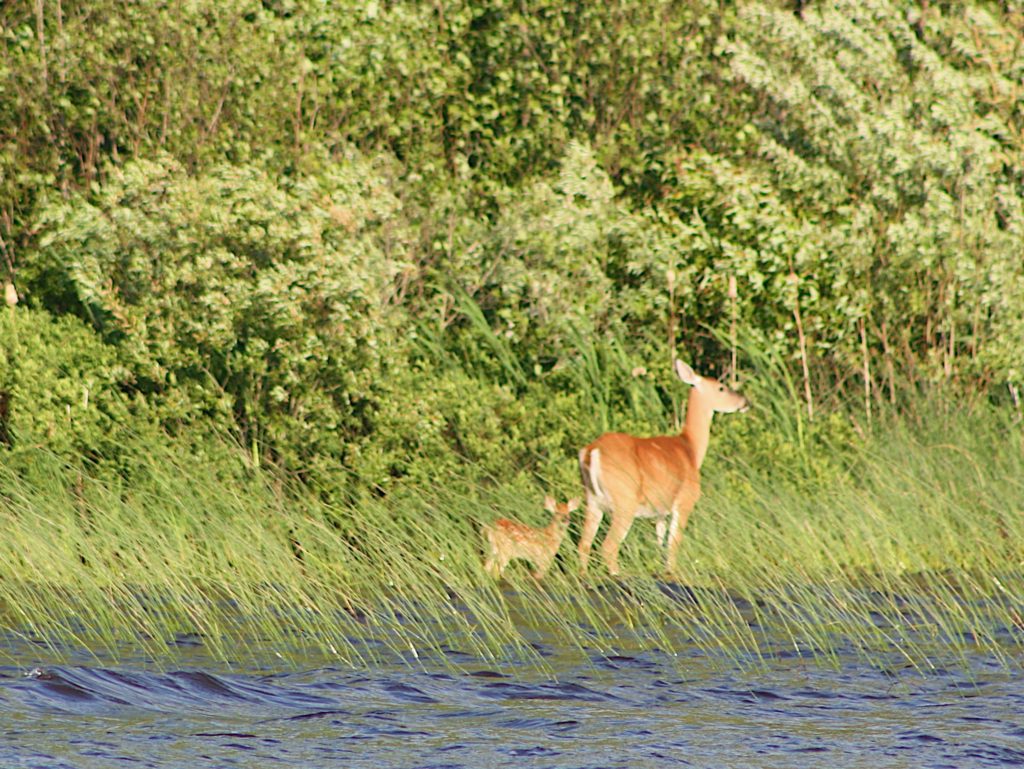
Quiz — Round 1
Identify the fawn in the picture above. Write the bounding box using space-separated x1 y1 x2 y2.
483 496 580 580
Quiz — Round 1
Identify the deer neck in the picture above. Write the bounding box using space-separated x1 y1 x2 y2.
681 390 714 469
545 516 568 541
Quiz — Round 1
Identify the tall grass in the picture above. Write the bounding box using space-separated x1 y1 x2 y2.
1 367 1023 675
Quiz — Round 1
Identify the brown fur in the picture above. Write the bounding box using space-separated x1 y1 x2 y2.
483 496 580 579
578 359 750 576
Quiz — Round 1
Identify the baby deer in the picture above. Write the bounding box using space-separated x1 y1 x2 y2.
483 496 580 580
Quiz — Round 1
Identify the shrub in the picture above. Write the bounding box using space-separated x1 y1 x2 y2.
30 152 409 485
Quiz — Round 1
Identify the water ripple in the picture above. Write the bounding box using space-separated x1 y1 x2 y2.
3 652 1024 768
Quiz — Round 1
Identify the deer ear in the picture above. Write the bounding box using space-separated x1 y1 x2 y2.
567 498 580 512
544 495 556 512
674 359 700 386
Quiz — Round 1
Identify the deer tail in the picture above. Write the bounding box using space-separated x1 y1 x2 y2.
579 447 606 506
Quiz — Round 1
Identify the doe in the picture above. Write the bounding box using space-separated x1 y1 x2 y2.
577 359 750 576
483 496 580 580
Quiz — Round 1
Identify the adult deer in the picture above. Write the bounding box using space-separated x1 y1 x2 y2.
577 359 750 576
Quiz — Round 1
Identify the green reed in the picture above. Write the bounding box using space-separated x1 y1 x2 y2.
0 393 1022 674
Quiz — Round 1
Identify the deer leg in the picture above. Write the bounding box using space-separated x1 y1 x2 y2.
487 555 509 579
496 553 511 579
577 493 604 575
484 553 505 579
655 518 668 549
665 489 699 575
531 553 553 580
663 508 683 575
483 533 496 577
483 530 501 578
600 511 637 577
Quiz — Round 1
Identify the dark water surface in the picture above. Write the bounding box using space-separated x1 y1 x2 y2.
3 635 1024 769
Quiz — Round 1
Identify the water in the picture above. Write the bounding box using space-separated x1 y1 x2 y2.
3 635 1024 768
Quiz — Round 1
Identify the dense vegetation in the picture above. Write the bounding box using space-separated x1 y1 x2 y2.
1 1 1023 668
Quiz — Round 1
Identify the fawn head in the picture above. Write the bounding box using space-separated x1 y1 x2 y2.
544 495 580 528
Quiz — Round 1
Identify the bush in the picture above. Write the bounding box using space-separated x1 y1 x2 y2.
0 306 146 467
30 152 409 484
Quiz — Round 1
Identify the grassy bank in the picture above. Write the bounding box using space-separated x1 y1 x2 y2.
1 390 1022 675
2 0 1022 678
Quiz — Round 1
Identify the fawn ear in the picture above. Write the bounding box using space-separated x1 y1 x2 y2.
674 359 700 387
544 495 556 512
567 498 580 512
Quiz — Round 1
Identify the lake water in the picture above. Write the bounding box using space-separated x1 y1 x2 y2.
3 622 1024 769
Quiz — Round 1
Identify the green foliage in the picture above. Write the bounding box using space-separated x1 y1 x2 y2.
1 0 1022 501
720 2 1024 388
29 153 407 484
0 306 147 466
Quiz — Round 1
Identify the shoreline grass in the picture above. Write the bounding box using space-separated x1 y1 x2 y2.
1 400 1022 676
